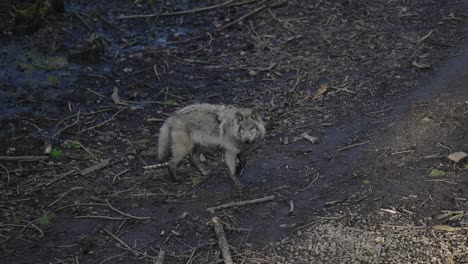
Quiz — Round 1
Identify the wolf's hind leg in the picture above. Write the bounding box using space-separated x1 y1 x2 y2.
168 132 192 182
190 148 210 176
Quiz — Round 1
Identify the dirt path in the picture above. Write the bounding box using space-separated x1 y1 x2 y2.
0 0 467 263
264 17 468 263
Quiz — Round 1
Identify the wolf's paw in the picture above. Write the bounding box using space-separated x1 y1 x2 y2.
203 169 215 177
235 166 245 177
233 179 243 190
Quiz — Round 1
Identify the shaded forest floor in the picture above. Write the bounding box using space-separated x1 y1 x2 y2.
0 0 467 263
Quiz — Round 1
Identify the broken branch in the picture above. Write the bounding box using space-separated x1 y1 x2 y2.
207 195 275 213
211 217 234 264
143 162 169 170
0 156 48 161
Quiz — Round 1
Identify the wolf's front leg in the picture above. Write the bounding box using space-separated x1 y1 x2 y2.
225 150 242 189
236 152 246 176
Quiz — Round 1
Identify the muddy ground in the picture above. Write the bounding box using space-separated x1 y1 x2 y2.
0 0 467 263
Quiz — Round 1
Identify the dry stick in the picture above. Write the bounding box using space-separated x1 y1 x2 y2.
54 110 81 138
207 195 275 213
79 159 111 176
298 172 320 192
185 248 196 264
1 223 44 237
34 170 77 190
73 12 93 31
0 156 48 161
212 217 234 264
113 169 130 184
55 108 114 128
99 252 128 264
65 140 98 160
416 29 434 43
143 162 169 170
105 200 151 220
45 187 84 209
76 215 129 220
332 141 370 161
19 220 44 236
55 202 106 212
218 1 268 31
0 163 10 185
153 64 161 83
117 0 253 19
155 250 165 264
78 107 127 133
102 227 156 261
86 88 108 99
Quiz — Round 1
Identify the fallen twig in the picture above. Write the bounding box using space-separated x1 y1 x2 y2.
332 141 370 160
0 156 48 161
211 217 234 264
117 0 260 19
45 187 84 209
113 169 130 184
218 1 268 30
143 162 169 170
1 223 44 237
79 159 111 176
54 110 81 138
416 29 434 43
102 227 156 260
207 195 275 213
288 200 294 216
76 215 129 220
0 163 10 185
65 140 98 160
78 107 127 133
73 12 93 31
37 170 77 190
105 200 151 220
298 172 320 192
155 249 165 264
380 224 425 229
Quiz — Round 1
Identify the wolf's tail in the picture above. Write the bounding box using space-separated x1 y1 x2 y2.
158 122 171 161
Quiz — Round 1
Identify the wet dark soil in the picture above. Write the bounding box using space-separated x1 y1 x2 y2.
0 0 467 263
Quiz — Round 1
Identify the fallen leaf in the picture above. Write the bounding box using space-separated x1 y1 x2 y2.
429 169 446 177
178 212 188 219
447 152 467 163
301 132 319 144
421 117 431 122
313 83 329 100
411 61 431 69
192 176 201 186
111 87 121 104
47 75 59 86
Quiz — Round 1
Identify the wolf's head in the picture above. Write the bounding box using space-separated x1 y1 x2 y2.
235 110 266 144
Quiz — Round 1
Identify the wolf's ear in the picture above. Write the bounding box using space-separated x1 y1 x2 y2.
235 112 243 122
251 110 261 121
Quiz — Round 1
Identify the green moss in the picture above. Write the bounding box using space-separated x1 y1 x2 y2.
36 211 56 230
